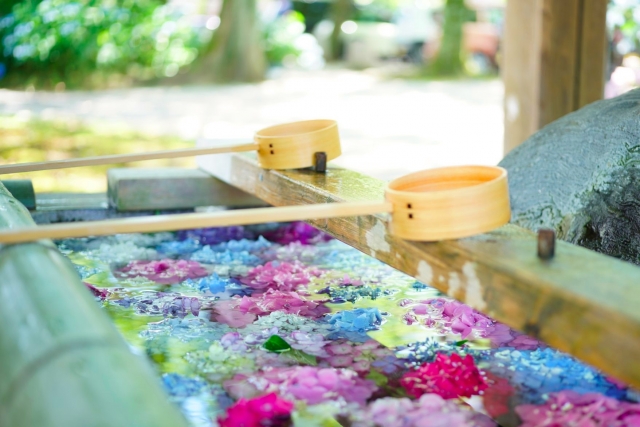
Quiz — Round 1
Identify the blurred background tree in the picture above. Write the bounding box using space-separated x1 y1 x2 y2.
194 0 266 82
426 0 473 76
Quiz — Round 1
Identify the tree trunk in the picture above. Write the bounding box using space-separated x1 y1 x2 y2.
198 0 266 82
328 0 352 61
428 0 471 76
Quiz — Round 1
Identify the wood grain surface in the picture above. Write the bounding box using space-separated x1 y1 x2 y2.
202 153 640 388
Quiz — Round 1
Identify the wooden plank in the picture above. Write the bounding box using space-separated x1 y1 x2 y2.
200 153 640 388
503 0 607 153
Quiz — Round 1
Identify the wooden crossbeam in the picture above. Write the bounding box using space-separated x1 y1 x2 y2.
200 153 640 388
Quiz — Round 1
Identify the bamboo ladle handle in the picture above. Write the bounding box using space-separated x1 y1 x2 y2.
0 143 259 175
0 119 342 174
0 201 394 244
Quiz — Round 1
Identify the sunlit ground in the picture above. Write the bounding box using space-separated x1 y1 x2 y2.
0 68 504 191
0 116 194 192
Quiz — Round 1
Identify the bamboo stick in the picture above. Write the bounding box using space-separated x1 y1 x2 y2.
0 201 393 244
0 143 259 174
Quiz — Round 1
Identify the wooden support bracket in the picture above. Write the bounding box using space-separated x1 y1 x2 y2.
199 153 640 388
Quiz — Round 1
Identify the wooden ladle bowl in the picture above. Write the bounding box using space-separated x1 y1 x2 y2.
385 165 511 241
255 119 342 170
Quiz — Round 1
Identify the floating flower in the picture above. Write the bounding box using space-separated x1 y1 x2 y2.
262 222 332 245
320 340 397 374
156 239 200 257
249 311 333 335
190 246 262 266
240 261 323 292
91 241 159 264
477 348 627 404
211 236 272 253
183 273 229 294
177 226 252 245
319 284 392 304
238 289 330 319
400 353 487 400
218 393 294 427
357 394 496 427
115 259 209 284
516 390 640 427
224 366 377 406
84 282 110 300
327 308 384 333
186 342 255 381
395 338 486 369
407 298 514 347
141 317 233 342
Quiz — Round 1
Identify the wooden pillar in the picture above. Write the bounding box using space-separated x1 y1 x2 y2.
503 0 608 154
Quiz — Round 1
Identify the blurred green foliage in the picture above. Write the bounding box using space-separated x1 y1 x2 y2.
0 0 308 88
263 10 305 65
0 0 208 88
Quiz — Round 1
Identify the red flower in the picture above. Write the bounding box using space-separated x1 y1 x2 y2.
399 353 487 400
218 393 294 427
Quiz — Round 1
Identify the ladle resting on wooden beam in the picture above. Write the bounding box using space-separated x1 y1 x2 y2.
0 166 510 244
0 119 342 174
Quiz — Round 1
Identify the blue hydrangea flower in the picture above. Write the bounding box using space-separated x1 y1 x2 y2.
184 273 229 294
190 246 261 265
156 239 201 257
327 307 383 332
478 348 627 404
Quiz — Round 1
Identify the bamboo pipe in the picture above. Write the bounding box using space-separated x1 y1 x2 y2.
0 119 342 174
0 165 512 244
0 182 189 427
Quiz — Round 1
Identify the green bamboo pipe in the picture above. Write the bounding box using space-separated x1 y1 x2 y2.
0 183 188 427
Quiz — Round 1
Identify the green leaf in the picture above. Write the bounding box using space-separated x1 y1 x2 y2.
263 335 292 353
281 349 317 366
455 340 469 346
366 369 388 387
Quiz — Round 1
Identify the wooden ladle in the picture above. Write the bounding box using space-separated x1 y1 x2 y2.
0 119 342 174
0 165 510 243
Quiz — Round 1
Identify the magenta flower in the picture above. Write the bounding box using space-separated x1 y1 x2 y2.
224 366 377 406
116 259 209 285
517 391 640 427
218 393 294 427
240 261 323 292
262 222 332 245
400 353 487 400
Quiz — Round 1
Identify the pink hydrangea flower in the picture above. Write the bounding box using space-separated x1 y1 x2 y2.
238 289 330 319
224 366 377 406
116 259 208 284
212 290 330 328
240 261 322 292
400 353 487 400
407 298 515 347
516 391 640 427
319 339 396 374
218 393 294 427
359 394 497 427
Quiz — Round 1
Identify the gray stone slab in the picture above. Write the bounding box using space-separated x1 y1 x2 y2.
107 167 265 211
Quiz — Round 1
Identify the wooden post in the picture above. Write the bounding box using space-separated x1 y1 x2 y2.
503 0 608 153
0 183 189 427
